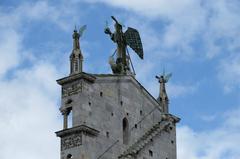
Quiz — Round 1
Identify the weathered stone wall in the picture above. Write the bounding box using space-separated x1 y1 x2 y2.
57 74 178 159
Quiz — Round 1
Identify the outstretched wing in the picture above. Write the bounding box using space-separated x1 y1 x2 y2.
79 25 87 37
164 73 172 82
105 21 109 29
125 27 143 59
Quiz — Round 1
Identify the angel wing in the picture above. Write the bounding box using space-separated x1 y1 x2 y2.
105 21 109 28
124 27 144 59
164 73 172 82
79 25 87 37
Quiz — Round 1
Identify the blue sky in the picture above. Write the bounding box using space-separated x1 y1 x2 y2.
0 0 240 159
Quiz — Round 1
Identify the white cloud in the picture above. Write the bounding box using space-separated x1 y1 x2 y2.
16 1 78 31
177 106 240 159
0 62 61 159
0 2 69 158
200 114 217 122
85 0 240 60
223 106 240 128
0 29 22 77
85 0 202 18
168 82 198 98
0 1 79 31
0 0 79 78
218 54 240 93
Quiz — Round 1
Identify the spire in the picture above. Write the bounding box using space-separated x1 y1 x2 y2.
156 72 172 113
70 25 86 75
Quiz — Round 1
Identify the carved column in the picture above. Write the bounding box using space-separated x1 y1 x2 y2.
62 109 71 129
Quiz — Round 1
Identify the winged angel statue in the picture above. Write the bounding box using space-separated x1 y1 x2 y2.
156 72 172 84
104 16 144 74
73 25 87 50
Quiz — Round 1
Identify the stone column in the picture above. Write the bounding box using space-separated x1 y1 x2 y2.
62 109 70 129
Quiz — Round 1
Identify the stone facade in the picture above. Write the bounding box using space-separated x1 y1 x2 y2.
56 73 180 159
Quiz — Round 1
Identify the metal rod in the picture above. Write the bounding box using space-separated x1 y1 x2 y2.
112 49 117 57
126 48 136 75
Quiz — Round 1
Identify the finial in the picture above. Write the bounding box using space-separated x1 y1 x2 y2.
156 71 172 113
70 25 87 75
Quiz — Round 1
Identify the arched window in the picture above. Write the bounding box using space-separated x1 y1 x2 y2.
123 117 129 144
62 107 72 129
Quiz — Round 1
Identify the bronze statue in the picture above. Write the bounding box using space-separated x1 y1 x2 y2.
105 16 144 74
73 25 87 50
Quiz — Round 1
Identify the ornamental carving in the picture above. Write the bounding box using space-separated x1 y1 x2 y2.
61 133 82 150
62 82 83 97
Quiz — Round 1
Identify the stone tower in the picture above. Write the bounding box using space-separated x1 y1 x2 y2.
56 28 180 159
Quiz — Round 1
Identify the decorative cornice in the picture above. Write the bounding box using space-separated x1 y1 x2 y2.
162 113 181 123
56 72 96 85
55 125 99 137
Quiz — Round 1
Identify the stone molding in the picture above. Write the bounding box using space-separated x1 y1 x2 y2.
57 72 96 85
61 133 82 151
162 113 181 123
55 125 100 138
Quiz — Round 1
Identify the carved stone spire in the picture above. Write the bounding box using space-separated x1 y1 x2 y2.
156 73 172 113
70 28 84 75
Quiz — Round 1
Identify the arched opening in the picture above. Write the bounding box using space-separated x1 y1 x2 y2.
122 117 129 144
68 108 73 128
62 107 72 129
67 154 72 159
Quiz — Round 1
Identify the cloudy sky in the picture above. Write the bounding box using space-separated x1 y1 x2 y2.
0 0 240 159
